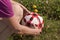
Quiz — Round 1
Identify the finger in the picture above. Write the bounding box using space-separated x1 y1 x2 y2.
33 24 38 29
33 24 36 28
16 31 24 35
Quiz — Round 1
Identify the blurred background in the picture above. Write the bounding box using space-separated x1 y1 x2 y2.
9 0 60 40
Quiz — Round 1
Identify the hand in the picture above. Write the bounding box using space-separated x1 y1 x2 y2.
15 25 40 35
33 24 41 35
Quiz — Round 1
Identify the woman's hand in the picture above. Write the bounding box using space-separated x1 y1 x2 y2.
16 24 41 35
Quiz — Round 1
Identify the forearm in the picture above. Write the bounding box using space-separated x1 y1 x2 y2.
11 1 31 13
19 3 30 13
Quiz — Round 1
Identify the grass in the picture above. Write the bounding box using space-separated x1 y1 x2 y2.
39 16 60 40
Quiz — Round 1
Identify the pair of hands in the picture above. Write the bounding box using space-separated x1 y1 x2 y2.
16 24 42 36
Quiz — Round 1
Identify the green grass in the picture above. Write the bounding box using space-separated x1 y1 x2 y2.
39 16 60 40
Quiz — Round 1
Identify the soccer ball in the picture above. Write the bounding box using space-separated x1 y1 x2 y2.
22 12 44 31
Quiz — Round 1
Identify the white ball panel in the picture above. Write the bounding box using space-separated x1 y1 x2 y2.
24 15 32 22
38 16 43 23
31 17 39 24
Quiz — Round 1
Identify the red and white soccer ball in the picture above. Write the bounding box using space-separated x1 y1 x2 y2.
22 12 44 32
